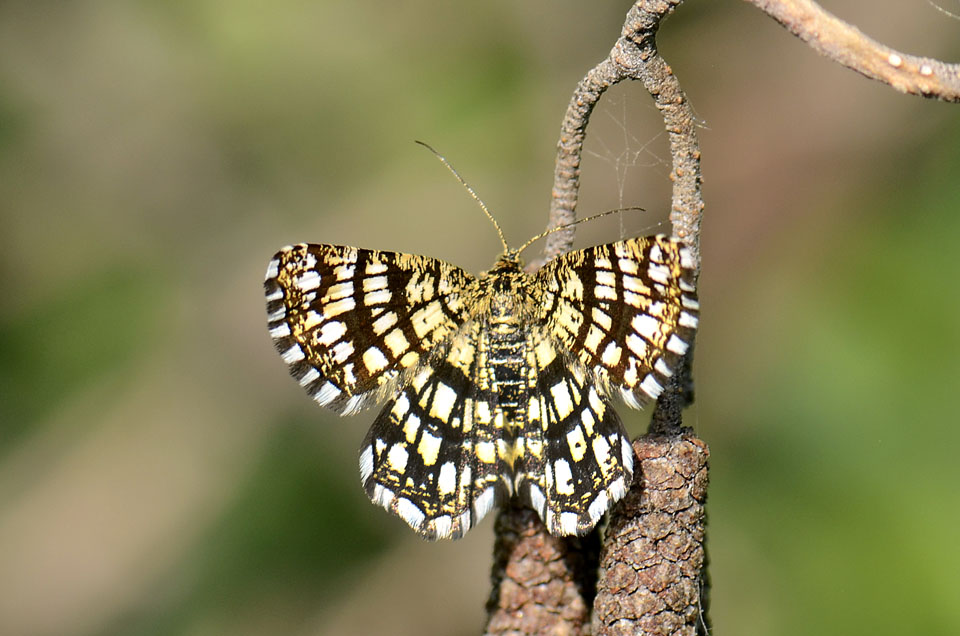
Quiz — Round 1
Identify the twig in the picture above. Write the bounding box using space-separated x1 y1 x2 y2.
746 0 960 102
490 0 960 633
489 2 708 635
544 0 704 270
578 4 710 634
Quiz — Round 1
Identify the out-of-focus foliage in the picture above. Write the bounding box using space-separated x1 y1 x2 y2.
0 2 957 635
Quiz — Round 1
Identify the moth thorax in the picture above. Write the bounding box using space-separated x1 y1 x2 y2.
487 275 527 320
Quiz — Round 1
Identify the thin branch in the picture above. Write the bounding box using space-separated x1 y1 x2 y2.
746 0 960 102
489 2 709 635
577 4 710 634
544 0 705 271
542 57 622 265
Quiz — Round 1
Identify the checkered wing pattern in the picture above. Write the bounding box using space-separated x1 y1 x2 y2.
265 243 473 416
514 330 635 536
533 236 699 408
358 320 508 540
265 234 700 541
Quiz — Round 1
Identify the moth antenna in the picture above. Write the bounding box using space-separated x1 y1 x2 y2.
416 141 510 255
515 207 645 257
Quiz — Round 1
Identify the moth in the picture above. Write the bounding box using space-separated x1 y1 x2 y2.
265 222 698 539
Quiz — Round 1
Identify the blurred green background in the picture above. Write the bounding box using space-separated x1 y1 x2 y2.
1 1 958 635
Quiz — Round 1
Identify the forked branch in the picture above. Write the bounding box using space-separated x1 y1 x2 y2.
488 0 958 634
488 2 705 635
544 0 703 270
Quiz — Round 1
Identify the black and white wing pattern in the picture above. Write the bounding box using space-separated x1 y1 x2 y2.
265 244 473 415
358 320 508 540
514 329 635 536
532 235 699 408
265 234 700 540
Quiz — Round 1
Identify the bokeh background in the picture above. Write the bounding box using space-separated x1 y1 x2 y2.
1 1 958 635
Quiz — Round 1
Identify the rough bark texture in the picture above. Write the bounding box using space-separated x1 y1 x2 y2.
592 435 709 636
484 500 600 636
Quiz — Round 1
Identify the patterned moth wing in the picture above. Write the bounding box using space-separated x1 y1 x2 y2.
532 235 699 408
265 234 699 540
358 319 509 540
511 235 698 535
512 328 636 536
267 243 508 539
265 244 473 416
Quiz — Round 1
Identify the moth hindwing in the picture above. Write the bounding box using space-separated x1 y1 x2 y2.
265 236 698 539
